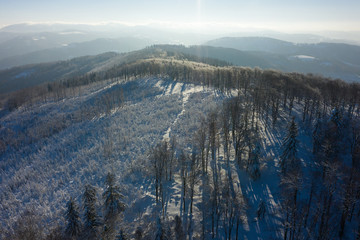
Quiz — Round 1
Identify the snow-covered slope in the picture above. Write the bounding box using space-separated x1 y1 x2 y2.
1 71 357 239
0 77 222 237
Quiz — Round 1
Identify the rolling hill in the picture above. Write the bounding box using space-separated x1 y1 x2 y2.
0 52 120 94
0 49 359 239
0 37 153 70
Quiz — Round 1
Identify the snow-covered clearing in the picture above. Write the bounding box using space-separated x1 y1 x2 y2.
156 80 208 141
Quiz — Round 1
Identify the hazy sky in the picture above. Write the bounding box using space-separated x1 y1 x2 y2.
1 0 360 32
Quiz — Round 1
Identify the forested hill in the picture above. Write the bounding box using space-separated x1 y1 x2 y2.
5 46 358 112
3 43 360 96
0 46 230 95
1 48 360 239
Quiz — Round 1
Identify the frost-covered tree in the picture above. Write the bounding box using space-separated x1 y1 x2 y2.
350 122 360 169
330 107 342 128
207 111 221 238
248 142 261 180
174 215 185 240
324 107 343 160
271 97 279 127
312 115 323 154
103 173 125 220
65 197 81 238
194 120 207 174
257 200 266 220
280 170 302 240
151 140 172 215
221 180 237 240
279 118 304 239
11 209 44 240
221 105 231 177
280 117 299 174
103 172 125 238
155 217 167 240
134 227 143 240
83 184 100 237
116 229 128 240
179 151 188 218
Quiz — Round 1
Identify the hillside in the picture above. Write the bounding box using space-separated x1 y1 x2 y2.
0 76 224 238
2 43 360 98
0 37 153 70
0 52 360 239
0 52 120 95
205 37 296 54
1 23 359 82
156 44 272 68
204 37 360 82
0 46 232 95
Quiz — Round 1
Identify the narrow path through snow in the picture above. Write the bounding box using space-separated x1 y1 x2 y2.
158 81 204 141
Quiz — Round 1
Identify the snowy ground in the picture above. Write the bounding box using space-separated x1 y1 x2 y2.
0 76 315 239
0 77 221 236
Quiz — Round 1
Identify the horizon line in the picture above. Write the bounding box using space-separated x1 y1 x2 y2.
1 21 360 34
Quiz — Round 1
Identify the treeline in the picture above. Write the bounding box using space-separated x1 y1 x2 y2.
104 58 359 118
4 47 360 117
63 55 360 120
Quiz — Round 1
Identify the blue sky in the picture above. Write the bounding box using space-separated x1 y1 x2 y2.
1 0 359 32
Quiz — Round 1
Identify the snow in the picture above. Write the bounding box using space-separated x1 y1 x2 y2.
32 36 46 41
59 31 85 35
295 55 315 60
0 76 324 239
14 69 35 79
289 55 316 62
0 77 221 237
158 80 209 141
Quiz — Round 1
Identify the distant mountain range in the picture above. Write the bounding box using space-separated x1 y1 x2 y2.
0 37 153 69
203 37 360 82
0 52 119 94
2 41 360 95
0 23 359 87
